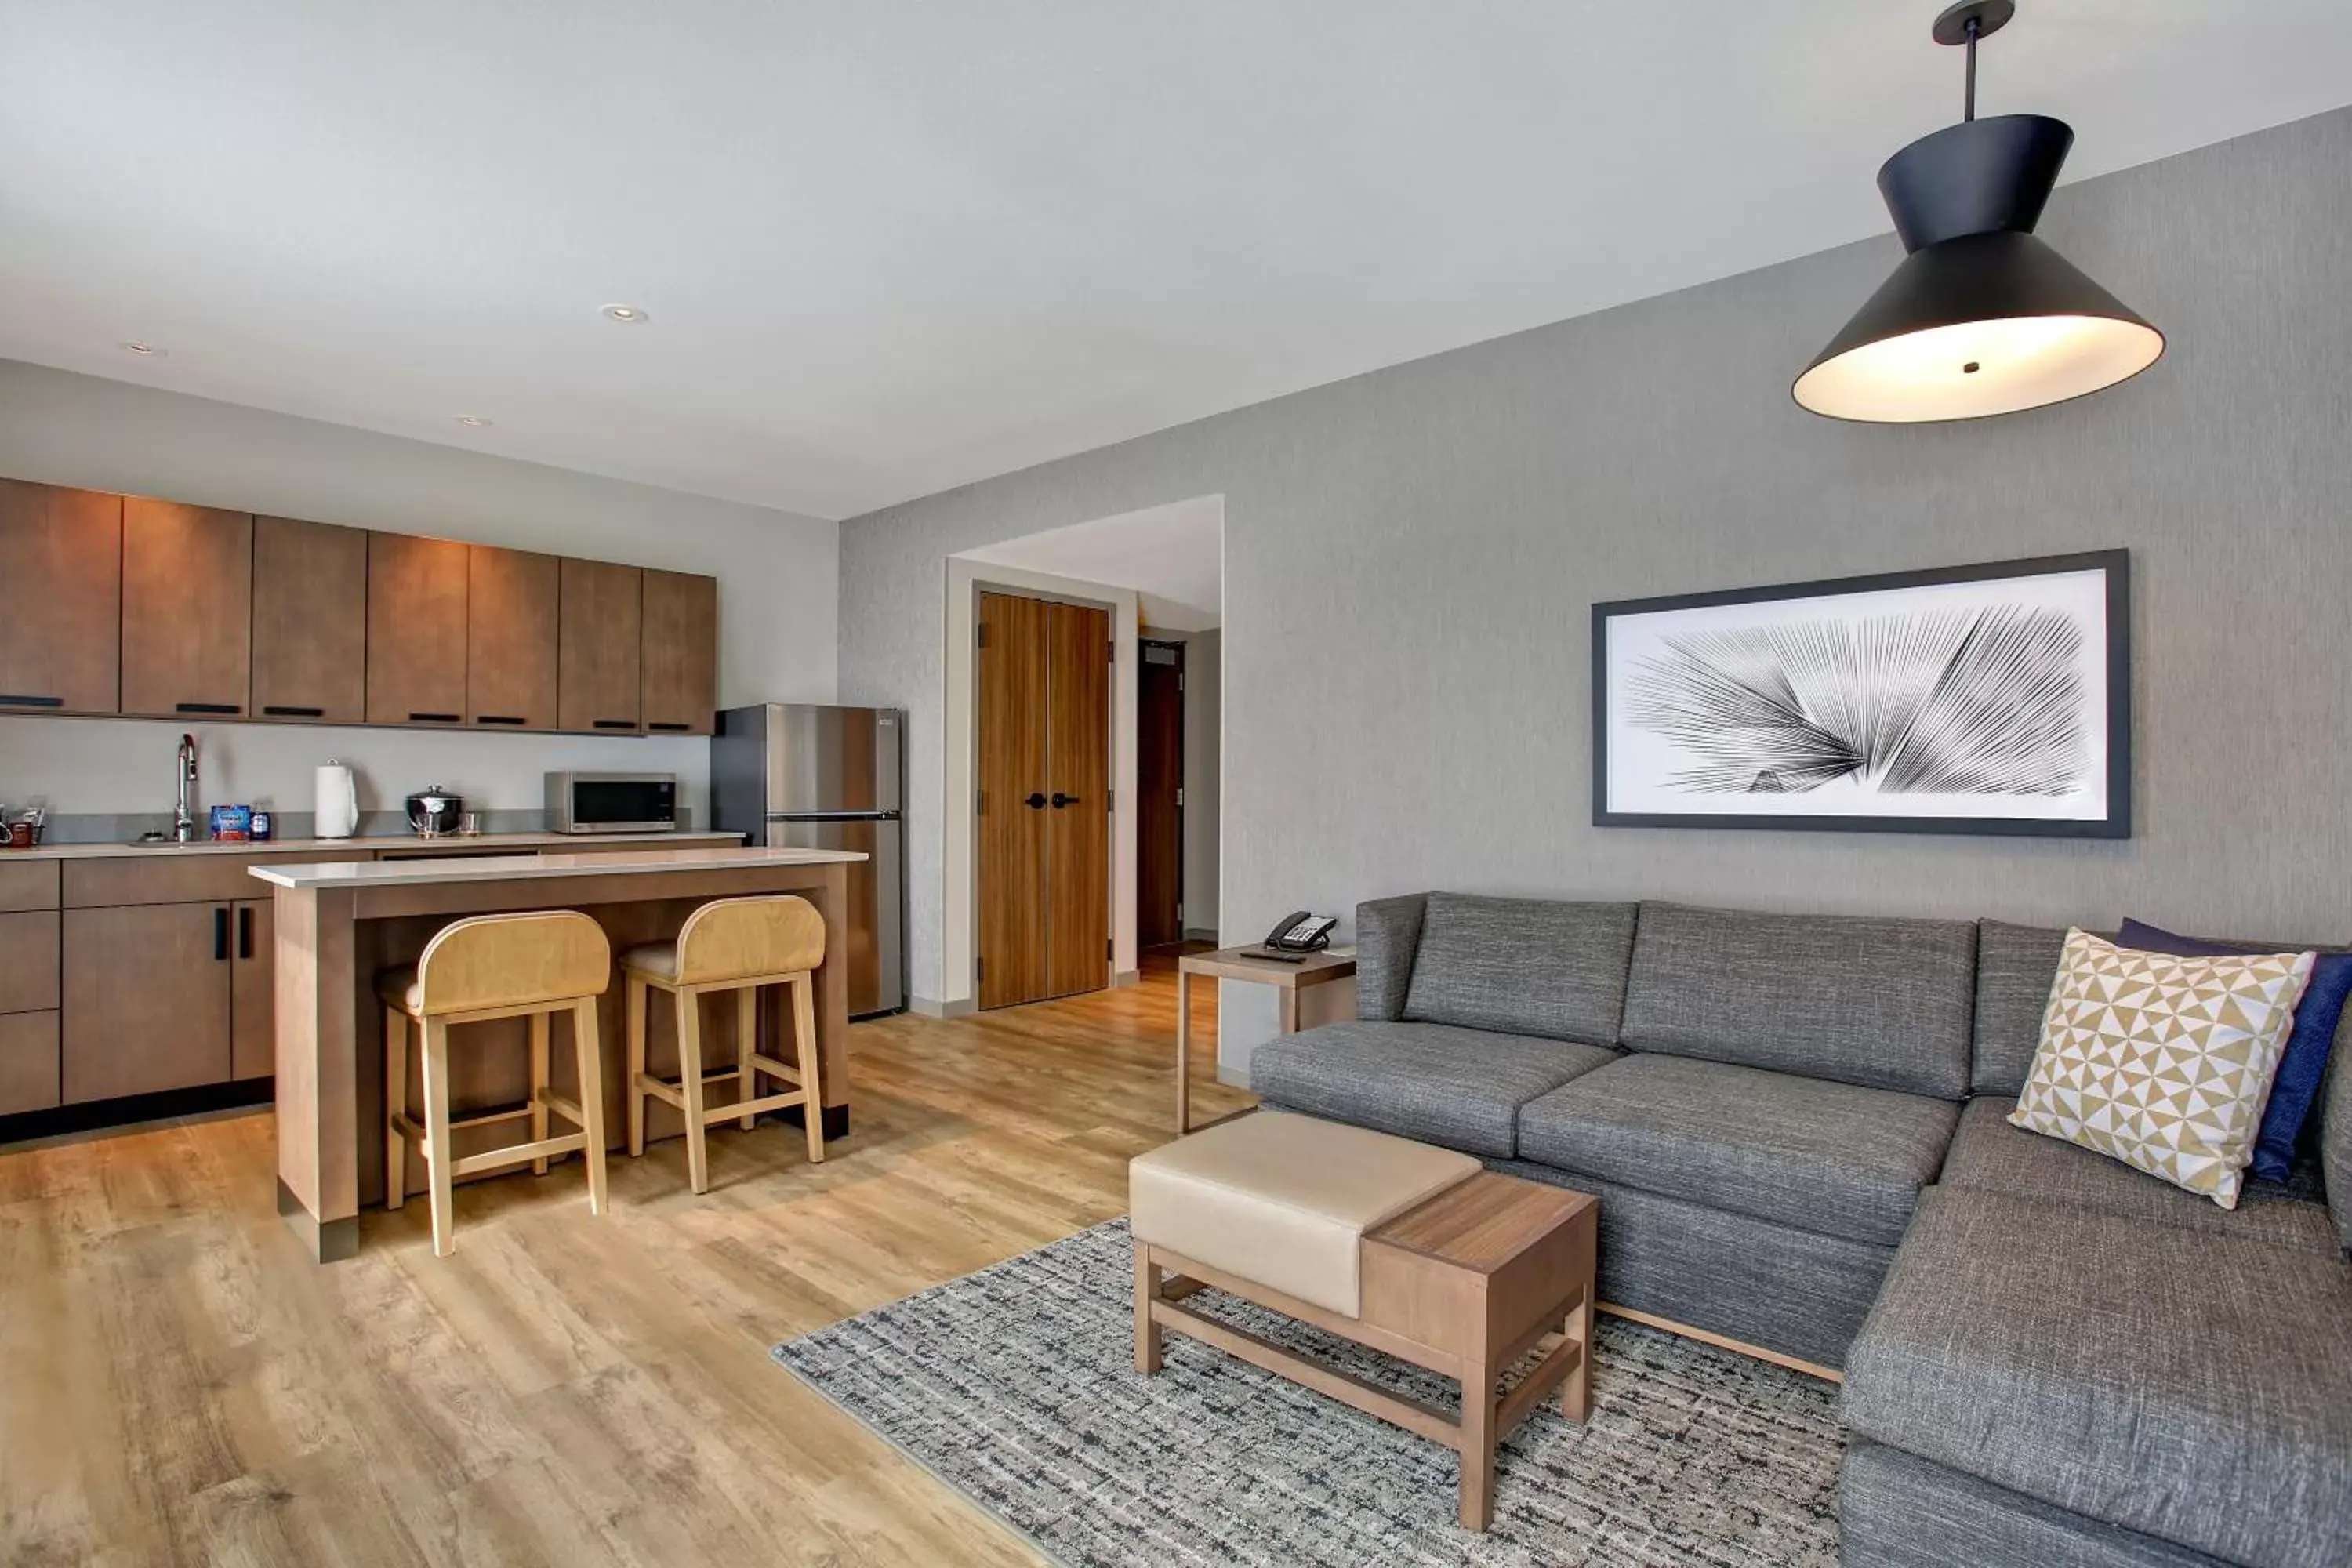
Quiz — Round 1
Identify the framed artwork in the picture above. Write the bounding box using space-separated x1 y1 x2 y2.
1592 550 2129 837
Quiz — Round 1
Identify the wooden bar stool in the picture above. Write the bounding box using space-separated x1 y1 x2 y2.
622 894 827 1194
381 910 613 1257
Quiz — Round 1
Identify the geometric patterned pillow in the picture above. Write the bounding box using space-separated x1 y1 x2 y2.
2010 928 2314 1209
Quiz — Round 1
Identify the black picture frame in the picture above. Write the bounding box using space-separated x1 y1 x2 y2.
1591 550 2131 838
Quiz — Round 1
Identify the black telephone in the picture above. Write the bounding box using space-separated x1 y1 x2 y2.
1260 910 1338 956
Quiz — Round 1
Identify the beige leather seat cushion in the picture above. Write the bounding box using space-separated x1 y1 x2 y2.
376 965 425 1013
1129 1112 1479 1317
619 941 680 981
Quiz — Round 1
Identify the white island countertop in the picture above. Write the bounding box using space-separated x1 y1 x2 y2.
249 844 866 890
10 829 740 862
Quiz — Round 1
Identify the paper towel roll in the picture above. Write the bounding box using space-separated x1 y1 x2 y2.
315 761 358 839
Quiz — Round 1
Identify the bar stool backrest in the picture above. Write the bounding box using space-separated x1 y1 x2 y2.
673 895 826 985
414 910 612 1016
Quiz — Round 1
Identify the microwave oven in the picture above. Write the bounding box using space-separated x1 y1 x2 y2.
545 771 677 833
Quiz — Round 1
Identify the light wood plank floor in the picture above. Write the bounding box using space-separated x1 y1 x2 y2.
0 953 1247 1567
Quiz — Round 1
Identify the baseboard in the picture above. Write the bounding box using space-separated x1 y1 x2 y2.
1597 1301 1843 1384
909 993 977 1019
1112 969 1141 989
1183 927 1219 944
0 1077 274 1150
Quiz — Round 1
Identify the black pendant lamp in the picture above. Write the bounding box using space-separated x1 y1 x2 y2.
1793 0 2164 423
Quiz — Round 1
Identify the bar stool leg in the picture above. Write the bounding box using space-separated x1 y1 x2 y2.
528 1010 551 1177
572 1000 609 1218
384 1007 407 1210
626 975 648 1159
789 972 825 1165
736 985 758 1132
677 987 711 1195
420 1018 456 1258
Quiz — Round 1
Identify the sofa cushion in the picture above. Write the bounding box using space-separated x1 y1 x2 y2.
1943 1095 2341 1256
1515 1054 1956 1247
1843 1186 2352 1568
1620 902 1976 1098
1971 920 2071 1096
1352 894 1426 1022
1400 893 1636 1044
1250 1020 1615 1159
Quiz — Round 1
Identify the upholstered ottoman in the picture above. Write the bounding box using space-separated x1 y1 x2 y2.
1129 1111 1597 1530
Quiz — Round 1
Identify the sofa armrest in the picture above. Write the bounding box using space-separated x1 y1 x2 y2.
1354 895 1428 1021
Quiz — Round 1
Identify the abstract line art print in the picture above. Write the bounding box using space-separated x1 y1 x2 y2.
1592 552 2129 837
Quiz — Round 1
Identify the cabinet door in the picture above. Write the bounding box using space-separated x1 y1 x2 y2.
0 1011 59 1116
466 545 559 730
63 903 232 1103
0 912 58 1015
230 898 274 1081
121 499 254 718
252 515 368 723
558 558 642 733
0 480 121 714
641 569 717 735
367 533 469 725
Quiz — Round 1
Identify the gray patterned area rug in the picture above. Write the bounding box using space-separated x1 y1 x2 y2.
771 1220 1842 1567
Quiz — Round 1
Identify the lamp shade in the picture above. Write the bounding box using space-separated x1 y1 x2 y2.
1794 114 2164 421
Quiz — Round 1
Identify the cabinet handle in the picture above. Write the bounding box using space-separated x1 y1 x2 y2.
648 721 691 733
176 702 241 715
238 906 253 960
263 705 325 718
408 712 460 724
214 907 230 962
474 715 526 726
0 694 62 707
593 719 637 730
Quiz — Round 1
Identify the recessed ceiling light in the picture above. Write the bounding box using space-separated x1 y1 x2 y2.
453 415 493 428
600 303 649 324
122 340 162 356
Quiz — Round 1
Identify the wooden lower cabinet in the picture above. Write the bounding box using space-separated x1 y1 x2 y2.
0 1011 60 1116
0 912 58 1015
232 898 274 1081
63 902 234 1103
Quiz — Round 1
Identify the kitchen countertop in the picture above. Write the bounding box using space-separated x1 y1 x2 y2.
3 829 741 862
249 844 866 890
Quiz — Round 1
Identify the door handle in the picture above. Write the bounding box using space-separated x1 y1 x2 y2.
238 906 253 960
214 907 230 961
1023 793 1048 810
1051 793 1079 808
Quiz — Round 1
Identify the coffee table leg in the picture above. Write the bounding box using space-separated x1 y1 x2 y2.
1134 1245 1164 1374
1460 1316 1497 1530
1563 1288 1592 1424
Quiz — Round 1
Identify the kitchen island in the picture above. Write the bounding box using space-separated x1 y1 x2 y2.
254 845 867 1261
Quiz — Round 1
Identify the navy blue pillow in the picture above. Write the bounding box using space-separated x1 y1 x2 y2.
2117 918 2350 1185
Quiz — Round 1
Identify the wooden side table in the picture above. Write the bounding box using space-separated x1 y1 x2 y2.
1174 945 1356 1133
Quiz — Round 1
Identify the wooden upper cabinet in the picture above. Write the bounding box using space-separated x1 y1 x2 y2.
251 516 368 723
366 532 469 725
558 557 642 733
0 480 121 715
466 545 560 730
641 569 717 735
121 499 255 718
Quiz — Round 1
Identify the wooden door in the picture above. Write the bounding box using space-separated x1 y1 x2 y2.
1136 639 1185 948
0 481 121 714
1044 602 1111 998
559 558 643 732
466 545 560 729
230 898 274 1080
252 515 368 722
975 591 1050 1009
366 532 469 725
120 499 253 718
641 568 718 734
63 902 233 1102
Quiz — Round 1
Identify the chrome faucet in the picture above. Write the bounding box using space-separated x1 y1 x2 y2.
173 733 199 843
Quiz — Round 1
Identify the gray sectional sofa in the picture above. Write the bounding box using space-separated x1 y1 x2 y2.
1249 892 2352 1568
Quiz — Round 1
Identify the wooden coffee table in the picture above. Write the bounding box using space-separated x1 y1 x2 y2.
1136 1171 1598 1530
1173 945 1356 1132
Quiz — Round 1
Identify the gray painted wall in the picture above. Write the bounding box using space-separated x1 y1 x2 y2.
840 108 2352 1071
1183 629 1221 935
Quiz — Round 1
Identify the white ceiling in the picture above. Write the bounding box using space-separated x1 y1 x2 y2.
2 4 2347 521
961 497 1225 633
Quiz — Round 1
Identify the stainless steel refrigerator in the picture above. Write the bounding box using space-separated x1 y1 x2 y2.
712 704 906 1017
